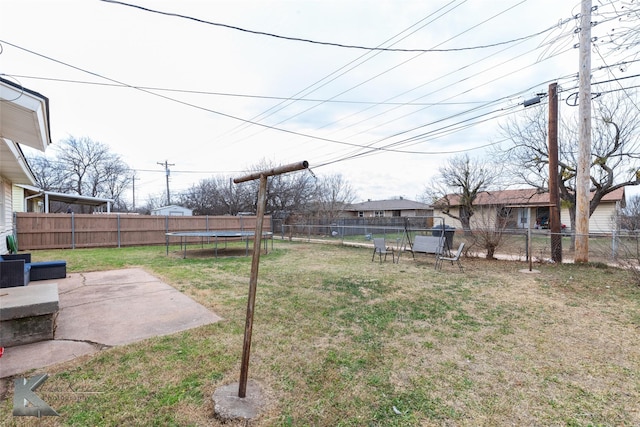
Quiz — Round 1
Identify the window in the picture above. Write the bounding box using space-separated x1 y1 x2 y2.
358 211 364 217
374 211 384 218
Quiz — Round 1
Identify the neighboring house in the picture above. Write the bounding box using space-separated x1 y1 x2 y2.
575 187 626 233
344 197 433 218
151 205 193 216
0 77 52 253
433 187 626 233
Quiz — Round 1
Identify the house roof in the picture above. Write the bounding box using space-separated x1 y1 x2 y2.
347 198 433 211
0 77 52 184
436 187 626 208
151 205 193 212
16 184 114 211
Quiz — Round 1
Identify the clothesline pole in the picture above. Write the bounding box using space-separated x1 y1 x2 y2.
233 160 308 398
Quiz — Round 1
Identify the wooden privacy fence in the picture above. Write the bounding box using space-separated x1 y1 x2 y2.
13 213 269 250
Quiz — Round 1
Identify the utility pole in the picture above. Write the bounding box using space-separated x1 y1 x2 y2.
157 160 175 205
548 83 562 263
575 0 592 263
132 174 136 210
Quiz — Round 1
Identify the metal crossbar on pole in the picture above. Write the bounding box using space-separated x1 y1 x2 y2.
233 160 309 398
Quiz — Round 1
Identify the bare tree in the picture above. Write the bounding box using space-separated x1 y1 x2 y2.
244 159 316 218
468 205 512 259
311 173 357 221
27 154 70 192
179 176 253 215
497 91 640 233
621 194 640 231
596 2 640 64
137 192 167 215
428 154 500 233
28 136 133 212
179 159 315 218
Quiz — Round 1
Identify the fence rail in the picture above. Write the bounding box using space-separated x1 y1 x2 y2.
278 222 640 266
11 213 640 266
13 213 269 250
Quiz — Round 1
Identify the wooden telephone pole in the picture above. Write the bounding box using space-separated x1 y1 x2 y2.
548 83 562 263
157 160 175 205
575 0 592 262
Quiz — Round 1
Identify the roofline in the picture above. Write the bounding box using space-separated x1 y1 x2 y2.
14 184 114 203
0 76 52 147
3 139 38 184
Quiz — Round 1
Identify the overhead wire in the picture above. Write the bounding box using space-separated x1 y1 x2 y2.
317 28 563 137
99 0 554 53
312 46 579 167
315 84 553 166
592 42 640 154
225 0 533 149
0 1 580 155
219 0 470 143
335 12 578 140
309 4 640 169
0 73 495 106
298 12 584 168
6 1 631 177
323 42 576 147
225 0 567 164
1 37 553 160
0 39 413 153
319 89 550 166
7 1 638 202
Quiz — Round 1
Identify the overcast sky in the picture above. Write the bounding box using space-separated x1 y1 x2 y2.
1 0 637 206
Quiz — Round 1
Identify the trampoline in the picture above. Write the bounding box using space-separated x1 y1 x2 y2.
165 230 273 258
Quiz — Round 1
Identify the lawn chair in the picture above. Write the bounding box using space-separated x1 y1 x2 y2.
372 238 395 263
436 242 465 271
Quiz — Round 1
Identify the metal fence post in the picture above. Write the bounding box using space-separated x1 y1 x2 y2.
71 212 75 250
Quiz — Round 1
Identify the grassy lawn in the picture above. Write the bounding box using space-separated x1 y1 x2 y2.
1 241 639 426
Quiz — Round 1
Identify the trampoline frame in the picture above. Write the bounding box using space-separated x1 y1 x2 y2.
165 230 273 258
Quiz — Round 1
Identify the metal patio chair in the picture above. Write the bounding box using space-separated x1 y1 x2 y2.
372 238 395 263
436 242 465 271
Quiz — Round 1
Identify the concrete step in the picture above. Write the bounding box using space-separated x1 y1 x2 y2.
0 283 59 347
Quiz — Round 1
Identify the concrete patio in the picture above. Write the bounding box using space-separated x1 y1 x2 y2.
0 268 222 379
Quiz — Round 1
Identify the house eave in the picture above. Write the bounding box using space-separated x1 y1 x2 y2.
0 77 52 151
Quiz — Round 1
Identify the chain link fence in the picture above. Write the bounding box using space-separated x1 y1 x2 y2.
271 217 640 267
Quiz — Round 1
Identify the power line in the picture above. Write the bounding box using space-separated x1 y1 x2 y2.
0 73 493 106
8 32 630 169
218 0 470 142
0 38 556 159
99 0 554 53
217 0 566 152
0 39 394 152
